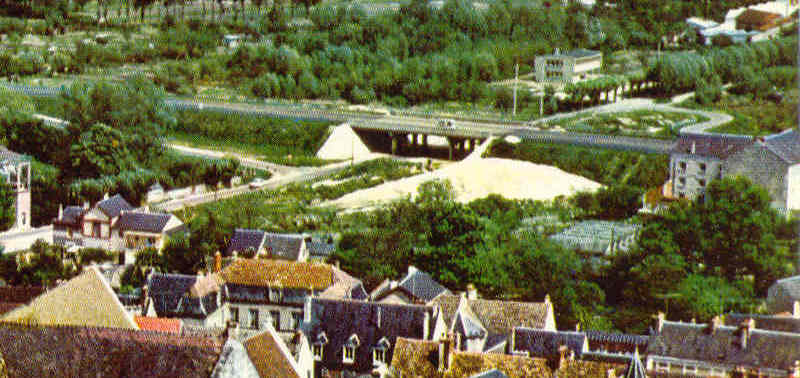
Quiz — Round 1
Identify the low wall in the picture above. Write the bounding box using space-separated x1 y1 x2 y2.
0 225 53 253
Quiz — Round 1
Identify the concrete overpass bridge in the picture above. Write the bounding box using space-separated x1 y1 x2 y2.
350 116 504 160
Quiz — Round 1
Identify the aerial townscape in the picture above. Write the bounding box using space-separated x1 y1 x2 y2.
0 0 798 376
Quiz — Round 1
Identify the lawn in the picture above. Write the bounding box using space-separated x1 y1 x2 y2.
702 89 799 136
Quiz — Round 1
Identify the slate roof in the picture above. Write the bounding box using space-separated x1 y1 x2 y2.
244 328 302 378
471 369 509 378
763 128 800 164
0 323 226 377
512 328 587 358
307 238 336 258
96 194 134 218
372 266 451 304
226 229 266 256
725 313 800 334
116 212 175 233
399 267 451 303
672 134 755 159
134 316 182 333
564 48 601 59
57 206 86 227
263 232 305 260
1 267 138 329
647 320 800 370
584 330 649 351
303 298 436 374
0 146 25 163
221 259 334 290
146 272 222 319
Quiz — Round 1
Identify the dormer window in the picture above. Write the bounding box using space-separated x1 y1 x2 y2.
313 332 328 362
373 337 391 366
343 334 360 364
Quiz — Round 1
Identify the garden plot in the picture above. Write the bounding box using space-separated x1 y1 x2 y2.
536 110 708 139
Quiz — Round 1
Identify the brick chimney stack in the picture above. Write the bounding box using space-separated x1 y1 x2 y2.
214 251 222 273
738 318 755 349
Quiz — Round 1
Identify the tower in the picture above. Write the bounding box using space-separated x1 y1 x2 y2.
0 147 31 232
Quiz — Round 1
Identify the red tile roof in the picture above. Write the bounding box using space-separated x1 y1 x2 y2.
134 316 182 334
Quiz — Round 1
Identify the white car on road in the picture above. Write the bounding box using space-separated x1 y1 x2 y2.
249 178 268 189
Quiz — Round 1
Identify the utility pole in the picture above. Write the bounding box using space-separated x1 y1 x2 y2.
513 63 519 117
539 91 544 117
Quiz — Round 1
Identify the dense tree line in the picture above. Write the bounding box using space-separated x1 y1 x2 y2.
0 80 241 223
648 36 797 97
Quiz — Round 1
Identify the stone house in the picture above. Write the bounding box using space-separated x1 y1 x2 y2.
429 288 557 354
647 314 800 376
53 194 185 263
226 229 337 261
370 266 451 305
143 271 228 329
219 258 367 340
301 298 446 378
667 129 799 213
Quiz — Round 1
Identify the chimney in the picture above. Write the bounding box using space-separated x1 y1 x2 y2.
656 312 666 333
557 345 571 369
575 323 580 332
408 265 418 275
706 315 722 334
83 201 90 210
793 301 800 318
437 337 452 372
738 318 755 349
58 204 63 220
224 320 239 339
691 141 696 154
103 192 109 200
466 284 477 300
304 296 313 323
423 310 430 340
214 251 222 273
555 47 561 55
376 306 382 329
544 294 551 305
197 270 204 278
141 284 149 308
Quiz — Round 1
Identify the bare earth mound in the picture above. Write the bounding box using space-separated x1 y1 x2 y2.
327 157 603 209
316 124 373 160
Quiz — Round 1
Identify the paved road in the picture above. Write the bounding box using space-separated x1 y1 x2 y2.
167 143 303 176
155 155 382 212
8 82 735 156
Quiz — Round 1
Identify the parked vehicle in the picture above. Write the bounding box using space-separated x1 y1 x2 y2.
249 178 268 189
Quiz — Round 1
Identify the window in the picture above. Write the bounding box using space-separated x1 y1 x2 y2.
373 348 386 366
313 344 324 361
698 179 706 187
679 161 687 172
250 309 259 329
230 307 239 323
699 163 707 172
678 177 686 186
343 346 356 364
271 310 280 330
343 334 359 364
291 312 302 330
